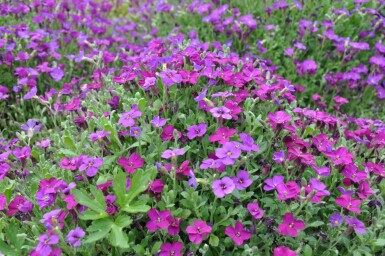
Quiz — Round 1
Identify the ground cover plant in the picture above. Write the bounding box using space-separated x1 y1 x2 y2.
1 0 385 255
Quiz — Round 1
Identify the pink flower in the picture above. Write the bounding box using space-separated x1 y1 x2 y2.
276 181 300 200
160 241 183 256
117 153 144 174
161 148 185 159
117 104 142 127
225 222 251 246
267 111 291 129
335 194 361 213
274 246 297 256
146 208 171 232
186 220 212 244
277 213 305 237
209 127 237 144
247 202 265 219
324 147 354 165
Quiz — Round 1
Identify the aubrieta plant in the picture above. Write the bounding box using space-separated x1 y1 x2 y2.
0 1 385 256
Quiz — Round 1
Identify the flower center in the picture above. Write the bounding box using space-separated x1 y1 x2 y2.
227 151 232 156
197 227 201 233
236 232 241 237
289 223 294 228
157 218 161 223
195 130 200 134
222 185 227 189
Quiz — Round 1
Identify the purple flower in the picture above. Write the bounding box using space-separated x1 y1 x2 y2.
278 213 305 237
36 190 57 210
215 142 241 165
345 217 366 234
151 116 166 128
188 170 197 189
146 208 171 231
130 126 142 137
225 222 252 246
200 158 221 169
187 123 207 140
212 176 235 198
36 139 51 148
21 119 41 137
158 69 182 86
329 213 343 227
79 156 103 177
239 133 259 152
247 202 265 219
239 14 257 30
210 106 232 119
194 88 208 102
66 227 85 247
272 150 285 164
161 148 185 159
23 86 37 100
118 104 142 127
35 233 60 256
232 170 253 190
88 130 111 142
7 196 33 216
263 175 284 191
50 68 64 81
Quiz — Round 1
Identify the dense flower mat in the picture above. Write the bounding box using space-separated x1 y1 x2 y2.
0 1 385 256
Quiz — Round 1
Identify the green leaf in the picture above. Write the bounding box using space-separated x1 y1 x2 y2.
138 98 147 112
307 221 324 228
84 218 113 244
372 239 385 246
83 228 111 244
115 215 132 228
0 240 16 256
79 209 108 220
123 203 150 214
72 187 106 214
209 234 219 247
109 225 129 249
151 241 162 254
126 168 155 204
63 136 76 150
113 170 127 208
303 244 312 256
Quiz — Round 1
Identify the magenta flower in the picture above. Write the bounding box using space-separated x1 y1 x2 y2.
335 195 361 213
0 193 7 210
0 163 10 180
118 104 142 127
88 130 111 142
358 181 373 199
35 233 60 256
187 123 207 140
342 164 367 183
264 175 285 191
274 246 297 256
160 241 183 256
278 213 305 237
36 139 51 148
305 178 330 203
117 153 144 174
151 116 166 128
232 170 253 190
167 216 183 236
161 148 185 159
277 182 300 200
215 142 241 165
345 217 366 234
324 147 354 165
130 126 142 137
296 59 318 75
158 69 182 86
66 227 85 247
212 176 235 198
105 195 118 215
225 222 252 246
186 220 212 244
79 156 103 177
267 111 291 129
36 189 57 210
209 126 237 144
247 202 265 219
146 208 171 231
210 106 232 119
7 196 33 216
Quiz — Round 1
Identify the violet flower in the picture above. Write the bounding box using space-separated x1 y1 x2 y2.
66 227 85 247
212 176 235 198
